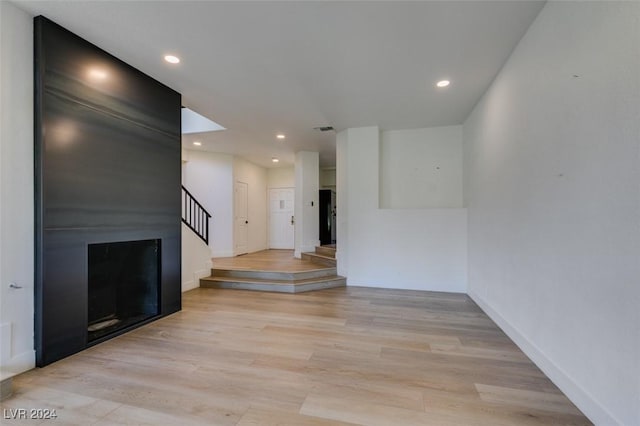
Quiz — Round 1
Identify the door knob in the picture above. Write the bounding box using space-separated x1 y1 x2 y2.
245 220 249 224
291 216 295 225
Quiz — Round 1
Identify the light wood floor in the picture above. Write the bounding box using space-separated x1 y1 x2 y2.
213 250 329 272
1 287 590 425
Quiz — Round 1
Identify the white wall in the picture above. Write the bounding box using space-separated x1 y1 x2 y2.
180 223 212 292
319 167 336 191
267 166 295 189
234 157 268 254
380 126 463 209
182 150 234 258
0 1 35 378
463 2 640 425
294 151 320 257
337 127 467 292
182 152 269 258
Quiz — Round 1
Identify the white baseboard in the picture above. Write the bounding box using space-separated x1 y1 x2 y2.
212 250 234 258
181 279 196 292
469 290 620 426
0 322 35 380
0 349 35 381
194 268 209 280
182 268 211 292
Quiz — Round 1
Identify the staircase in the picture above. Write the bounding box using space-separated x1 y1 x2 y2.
301 245 337 267
200 267 344 293
200 246 343 293
182 185 211 244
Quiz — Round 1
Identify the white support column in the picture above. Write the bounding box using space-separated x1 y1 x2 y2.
294 151 319 258
335 130 349 277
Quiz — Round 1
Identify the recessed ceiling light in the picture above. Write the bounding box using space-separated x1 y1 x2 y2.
164 55 180 64
436 80 450 88
272 157 279 163
88 69 108 80
193 141 202 146
276 134 286 140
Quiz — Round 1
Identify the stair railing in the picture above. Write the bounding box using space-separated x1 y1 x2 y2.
182 185 211 245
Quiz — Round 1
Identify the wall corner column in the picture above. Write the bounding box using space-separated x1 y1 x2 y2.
294 151 320 258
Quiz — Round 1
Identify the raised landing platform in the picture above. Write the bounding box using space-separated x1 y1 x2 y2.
200 249 345 293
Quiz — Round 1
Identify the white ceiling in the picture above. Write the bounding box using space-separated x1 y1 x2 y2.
14 0 545 168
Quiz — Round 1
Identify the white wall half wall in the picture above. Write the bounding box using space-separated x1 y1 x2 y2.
181 223 212 292
463 2 640 425
233 157 268 254
337 126 467 292
181 150 234 258
0 1 35 378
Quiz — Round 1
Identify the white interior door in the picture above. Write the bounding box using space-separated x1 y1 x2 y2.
234 181 249 255
269 188 294 249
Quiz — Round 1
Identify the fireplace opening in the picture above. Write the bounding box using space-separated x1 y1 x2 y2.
88 239 160 342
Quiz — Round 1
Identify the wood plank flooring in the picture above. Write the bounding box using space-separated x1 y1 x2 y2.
1 287 591 425
213 250 326 272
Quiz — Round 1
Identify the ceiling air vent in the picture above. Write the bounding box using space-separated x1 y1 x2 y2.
313 126 334 132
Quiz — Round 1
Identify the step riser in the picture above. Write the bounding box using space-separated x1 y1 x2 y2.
212 268 336 281
315 246 336 257
200 278 346 293
301 253 337 267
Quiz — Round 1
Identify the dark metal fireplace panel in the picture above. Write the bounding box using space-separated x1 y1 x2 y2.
34 17 182 366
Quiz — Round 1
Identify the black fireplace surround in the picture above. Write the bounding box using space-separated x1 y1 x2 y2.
34 17 182 366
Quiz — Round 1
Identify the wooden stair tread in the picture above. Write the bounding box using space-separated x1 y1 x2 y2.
200 274 346 293
210 267 337 282
315 245 337 257
302 252 335 260
212 266 333 274
301 251 337 267
201 275 345 286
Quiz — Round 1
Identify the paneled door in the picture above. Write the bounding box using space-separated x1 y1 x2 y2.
269 188 294 249
234 181 249 255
